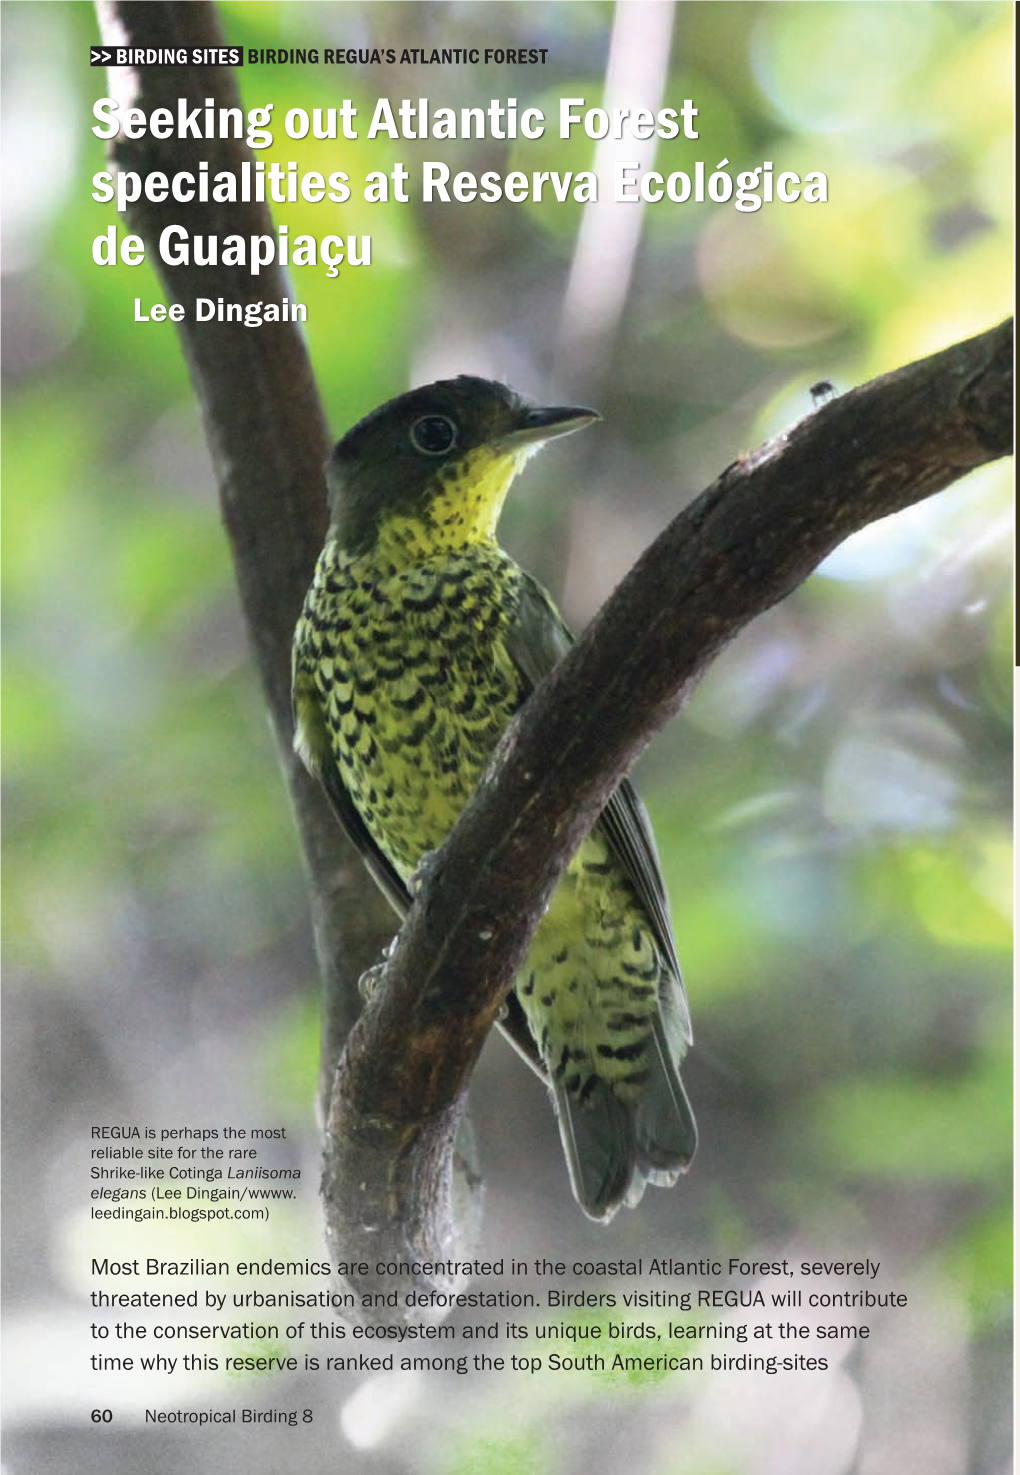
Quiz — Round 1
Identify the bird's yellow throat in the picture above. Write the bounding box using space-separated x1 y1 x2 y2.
370 444 531 565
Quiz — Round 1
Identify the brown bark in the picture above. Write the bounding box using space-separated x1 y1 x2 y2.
95 0 395 1095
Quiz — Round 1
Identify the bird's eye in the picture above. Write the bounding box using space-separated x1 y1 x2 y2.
410 415 457 455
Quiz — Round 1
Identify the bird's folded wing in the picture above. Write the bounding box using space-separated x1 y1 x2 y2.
507 577 691 1044
293 663 549 1078
293 668 410 918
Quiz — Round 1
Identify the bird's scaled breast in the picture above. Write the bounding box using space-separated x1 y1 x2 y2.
323 553 525 879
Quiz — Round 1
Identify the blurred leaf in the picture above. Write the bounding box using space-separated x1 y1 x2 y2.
442 1432 548 1475
939 1204 1013 1324
810 1051 1012 1181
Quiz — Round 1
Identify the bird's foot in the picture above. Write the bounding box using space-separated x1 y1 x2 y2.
358 961 388 1000
408 847 441 897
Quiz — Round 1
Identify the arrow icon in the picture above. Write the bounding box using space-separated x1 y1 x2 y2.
90 47 113 65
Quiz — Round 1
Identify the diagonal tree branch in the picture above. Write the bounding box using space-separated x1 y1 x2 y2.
322 317 1012 1316
96 1 1013 1326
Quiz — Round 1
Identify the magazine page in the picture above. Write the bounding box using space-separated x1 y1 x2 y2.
2 3 1013 1473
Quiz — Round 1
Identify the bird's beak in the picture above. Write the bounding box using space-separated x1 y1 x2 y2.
498 404 600 452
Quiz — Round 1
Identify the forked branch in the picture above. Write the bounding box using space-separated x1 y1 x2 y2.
96 0 1013 1326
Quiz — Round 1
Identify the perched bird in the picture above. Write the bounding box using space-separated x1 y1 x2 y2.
292 375 696 1219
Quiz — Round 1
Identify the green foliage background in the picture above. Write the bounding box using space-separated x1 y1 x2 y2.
1 3 1012 1473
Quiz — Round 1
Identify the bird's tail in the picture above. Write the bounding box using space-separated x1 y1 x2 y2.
554 982 697 1221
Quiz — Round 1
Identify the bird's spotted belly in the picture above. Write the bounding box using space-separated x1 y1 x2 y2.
307 554 665 1116
519 830 662 1099
327 626 520 880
